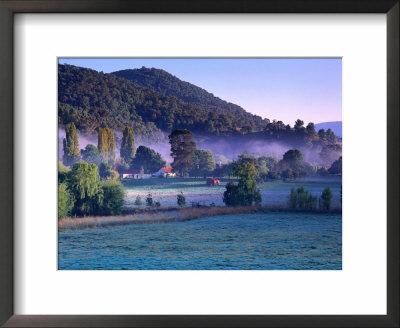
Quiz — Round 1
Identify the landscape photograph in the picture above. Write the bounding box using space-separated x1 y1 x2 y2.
58 58 342 270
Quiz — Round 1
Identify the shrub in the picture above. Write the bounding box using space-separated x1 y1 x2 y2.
223 182 239 206
146 193 154 207
320 187 332 211
99 162 119 181
58 182 74 218
100 180 125 215
177 192 186 207
134 196 143 206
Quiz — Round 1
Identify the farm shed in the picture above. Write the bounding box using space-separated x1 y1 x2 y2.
206 178 220 186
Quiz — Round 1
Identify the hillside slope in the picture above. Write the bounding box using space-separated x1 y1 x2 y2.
58 64 266 141
112 67 266 131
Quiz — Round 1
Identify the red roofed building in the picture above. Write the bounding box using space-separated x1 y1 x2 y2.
154 167 176 177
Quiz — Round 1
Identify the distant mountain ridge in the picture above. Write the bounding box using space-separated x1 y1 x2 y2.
315 121 342 137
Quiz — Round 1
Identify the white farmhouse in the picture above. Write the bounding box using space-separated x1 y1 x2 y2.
121 169 152 179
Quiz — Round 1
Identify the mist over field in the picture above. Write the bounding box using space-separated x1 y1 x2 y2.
59 127 341 167
59 128 174 164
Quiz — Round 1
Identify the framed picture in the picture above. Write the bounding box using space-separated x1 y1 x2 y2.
0 0 398 327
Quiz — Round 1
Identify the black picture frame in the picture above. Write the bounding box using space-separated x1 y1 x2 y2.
0 1 398 327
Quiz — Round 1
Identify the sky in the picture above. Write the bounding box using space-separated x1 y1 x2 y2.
59 58 342 125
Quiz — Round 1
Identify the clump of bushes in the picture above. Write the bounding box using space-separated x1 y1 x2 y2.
287 186 333 211
287 187 317 210
58 161 125 218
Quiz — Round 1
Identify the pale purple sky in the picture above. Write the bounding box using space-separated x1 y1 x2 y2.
59 58 342 125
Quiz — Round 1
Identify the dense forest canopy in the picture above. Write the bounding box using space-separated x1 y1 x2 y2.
58 64 267 140
111 67 267 132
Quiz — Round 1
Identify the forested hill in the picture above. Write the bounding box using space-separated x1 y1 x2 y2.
111 67 265 130
58 64 267 141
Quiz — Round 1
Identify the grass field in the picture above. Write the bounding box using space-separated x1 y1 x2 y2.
59 211 342 270
123 176 342 208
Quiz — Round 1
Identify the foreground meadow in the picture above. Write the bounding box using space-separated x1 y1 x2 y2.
59 212 342 270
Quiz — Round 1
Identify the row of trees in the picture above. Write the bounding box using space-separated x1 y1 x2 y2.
63 123 166 174
64 124 219 178
63 123 131 167
214 148 341 182
263 119 337 146
134 192 186 207
165 128 341 181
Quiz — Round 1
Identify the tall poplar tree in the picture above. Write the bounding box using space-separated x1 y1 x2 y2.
120 126 136 165
168 129 196 176
106 128 116 165
97 128 109 163
62 122 80 166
